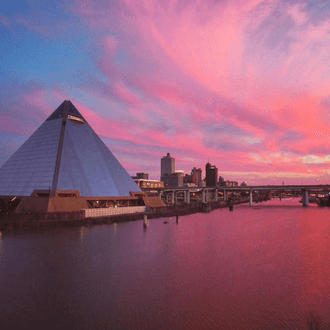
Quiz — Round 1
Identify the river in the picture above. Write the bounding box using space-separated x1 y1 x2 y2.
1 198 330 329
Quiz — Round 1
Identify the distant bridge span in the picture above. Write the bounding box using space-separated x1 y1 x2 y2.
221 184 330 207
145 184 330 207
219 184 330 191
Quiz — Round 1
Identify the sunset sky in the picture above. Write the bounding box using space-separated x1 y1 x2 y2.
1 0 330 185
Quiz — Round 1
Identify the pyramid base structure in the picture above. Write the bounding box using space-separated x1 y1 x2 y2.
15 190 89 213
0 189 165 215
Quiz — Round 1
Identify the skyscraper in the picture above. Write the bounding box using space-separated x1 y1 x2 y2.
205 162 218 187
191 167 202 186
161 153 183 187
161 153 175 178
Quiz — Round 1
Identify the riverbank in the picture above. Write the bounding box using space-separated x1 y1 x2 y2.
0 197 268 231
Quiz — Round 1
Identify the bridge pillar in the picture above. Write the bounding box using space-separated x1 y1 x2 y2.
171 191 175 205
214 189 218 202
249 190 253 207
223 190 228 202
185 190 190 204
202 189 206 203
303 189 309 207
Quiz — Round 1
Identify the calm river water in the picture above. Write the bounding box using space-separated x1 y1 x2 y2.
1 198 330 329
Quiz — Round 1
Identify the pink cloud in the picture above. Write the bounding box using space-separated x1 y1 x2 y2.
5 0 330 183
22 90 55 119
113 82 142 107
103 35 118 56
0 112 21 135
287 3 308 26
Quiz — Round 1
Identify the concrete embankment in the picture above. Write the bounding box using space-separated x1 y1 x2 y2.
0 207 203 230
0 197 268 231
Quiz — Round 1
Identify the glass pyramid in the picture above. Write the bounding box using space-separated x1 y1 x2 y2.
0 100 140 197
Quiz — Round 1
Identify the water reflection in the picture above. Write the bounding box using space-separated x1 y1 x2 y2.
113 222 117 235
1 199 330 329
79 226 86 242
298 207 330 321
143 216 149 230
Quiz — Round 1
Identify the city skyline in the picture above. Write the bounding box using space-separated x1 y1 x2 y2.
2 0 330 185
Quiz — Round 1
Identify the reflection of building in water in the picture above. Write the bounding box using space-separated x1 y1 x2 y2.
80 226 86 242
113 223 117 235
143 215 149 229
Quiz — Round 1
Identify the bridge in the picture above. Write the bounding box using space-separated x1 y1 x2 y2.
223 185 330 207
144 185 330 207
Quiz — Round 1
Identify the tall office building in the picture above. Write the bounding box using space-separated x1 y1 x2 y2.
205 162 218 187
161 153 175 178
191 167 202 186
160 153 183 187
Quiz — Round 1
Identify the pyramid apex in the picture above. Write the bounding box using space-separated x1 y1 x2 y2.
46 100 86 122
